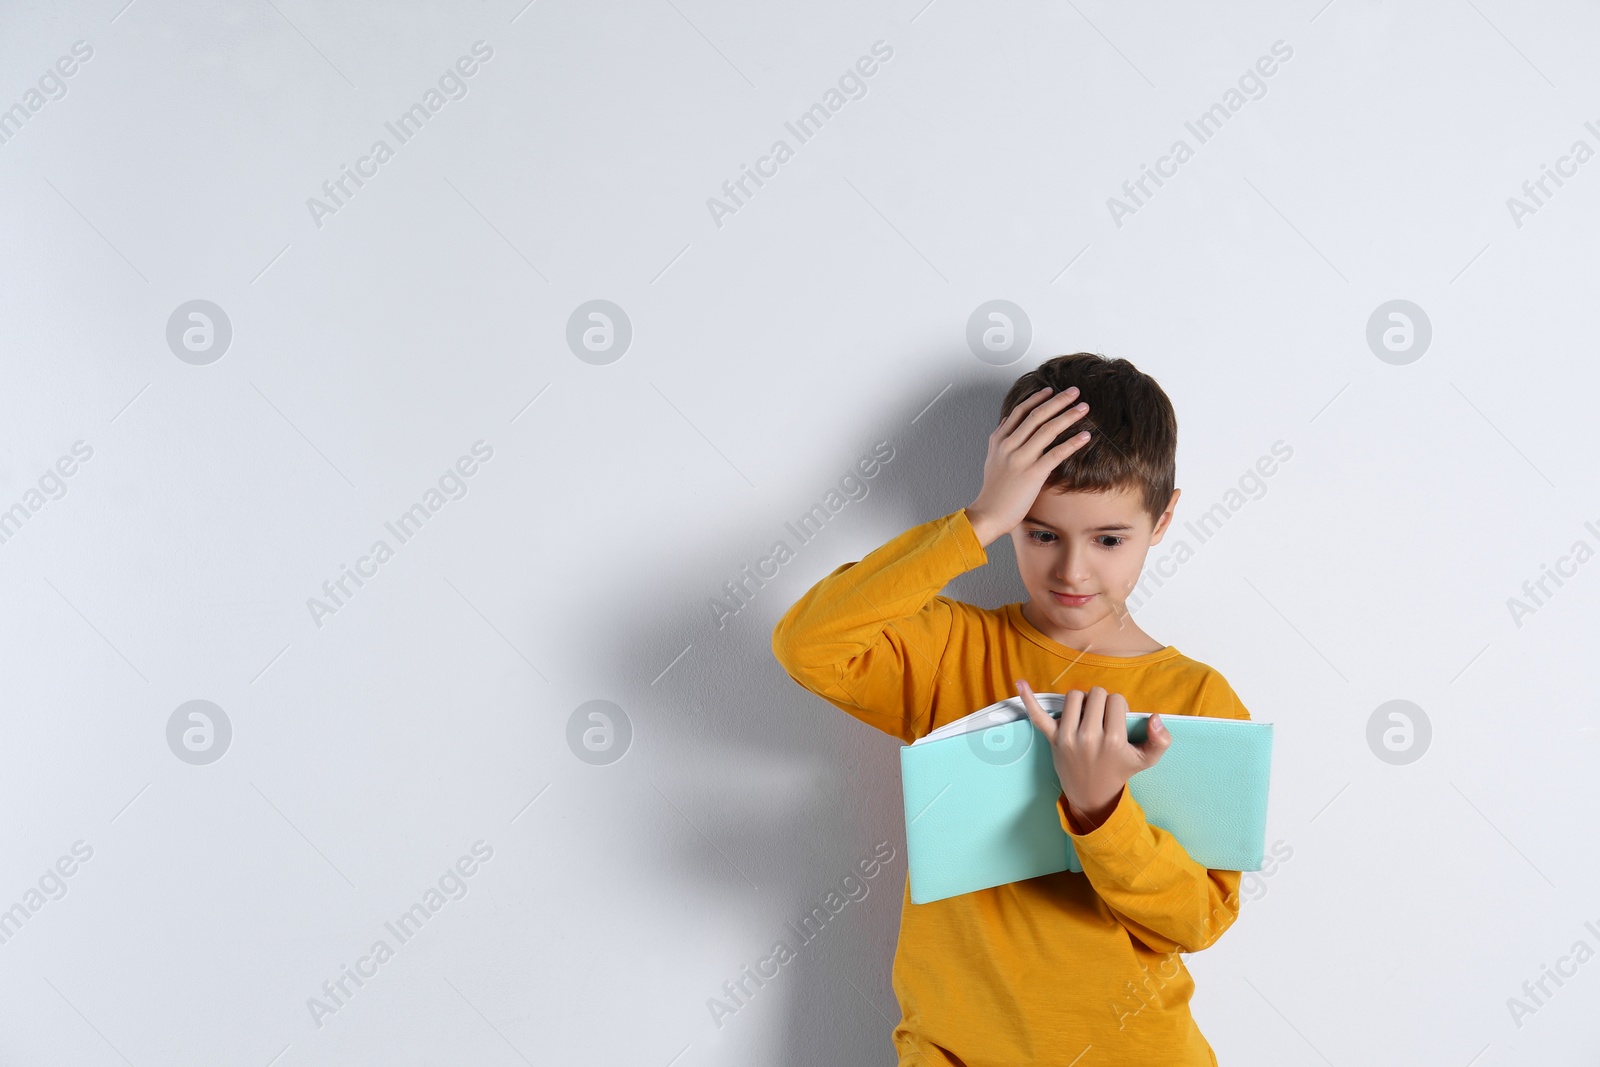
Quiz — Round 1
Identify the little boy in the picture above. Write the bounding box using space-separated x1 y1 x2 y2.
771 352 1254 1066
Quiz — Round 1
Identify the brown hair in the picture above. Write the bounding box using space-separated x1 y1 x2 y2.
997 352 1177 526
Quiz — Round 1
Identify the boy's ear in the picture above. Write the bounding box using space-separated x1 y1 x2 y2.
1149 488 1180 544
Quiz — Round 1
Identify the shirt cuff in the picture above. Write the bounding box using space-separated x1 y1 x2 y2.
1057 784 1144 856
950 508 989 570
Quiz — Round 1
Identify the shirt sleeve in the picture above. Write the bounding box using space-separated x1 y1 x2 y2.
1057 787 1243 955
770 509 987 744
1054 670 1255 955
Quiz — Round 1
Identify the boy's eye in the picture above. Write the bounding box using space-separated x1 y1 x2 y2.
1026 530 1125 548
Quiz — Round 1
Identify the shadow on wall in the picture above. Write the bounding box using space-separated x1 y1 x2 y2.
594 368 1032 1065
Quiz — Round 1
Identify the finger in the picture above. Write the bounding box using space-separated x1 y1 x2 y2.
1078 686 1108 741
1023 403 1091 463
1043 425 1094 460
1105 691 1128 750
1010 388 1081 450
1043 431 1094 473
996 386 1057 438
1016 679 1055 740
1016 394 1083 450
1042 403 1090 433
1059 688 1084 738
1138 712 1173 767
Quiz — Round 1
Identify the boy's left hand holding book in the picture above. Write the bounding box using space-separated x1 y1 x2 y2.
1016 678 1171 833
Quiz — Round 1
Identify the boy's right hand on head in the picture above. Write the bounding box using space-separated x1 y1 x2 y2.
965 386 1093 547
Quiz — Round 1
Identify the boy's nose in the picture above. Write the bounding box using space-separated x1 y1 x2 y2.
1051 547 1091 583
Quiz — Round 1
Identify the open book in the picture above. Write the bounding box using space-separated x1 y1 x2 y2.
911 692 1074 745
900 693 1274 904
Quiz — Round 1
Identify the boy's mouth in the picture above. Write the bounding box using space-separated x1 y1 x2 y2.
1049 590 1096 607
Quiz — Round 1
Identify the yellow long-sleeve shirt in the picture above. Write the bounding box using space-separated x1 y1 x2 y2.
770 507 1253 1067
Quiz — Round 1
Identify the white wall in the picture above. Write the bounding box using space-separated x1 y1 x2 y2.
1 1 1597 1064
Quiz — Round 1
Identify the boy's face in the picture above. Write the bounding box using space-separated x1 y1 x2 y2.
1008 483 1181 650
